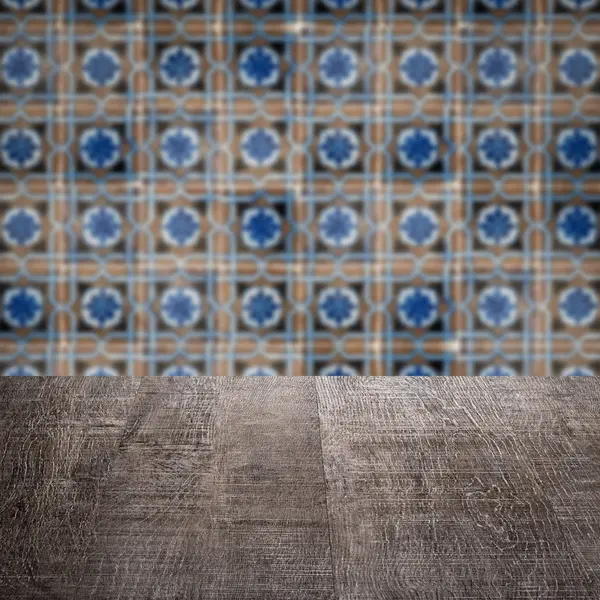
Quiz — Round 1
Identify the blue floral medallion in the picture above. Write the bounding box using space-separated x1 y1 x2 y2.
241 127 281 168
559 287 598 327
159 46 201 88
478 47 518 88
80 128 121 170
1 128 41 170
399 48 439 88
82 206 122 248
319 47 359 89
478 286 519 329
2 287 43 329
2 46 40 88
556 205 597 247
477 128 519 171
319 206 359 248
82 49 121 88
319 128 360 170
397 128 439 170
399 207 439 247
161 206 202 248
2 207 41 247
239 46 280 87
477 205 519 247
160 287 202 328
397 287 439 328
242 206 282 249
318 287 360 329
82 287 123 329
241 286 283 329
557 128 597 170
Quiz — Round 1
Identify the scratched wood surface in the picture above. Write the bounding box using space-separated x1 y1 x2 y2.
1 377 600 599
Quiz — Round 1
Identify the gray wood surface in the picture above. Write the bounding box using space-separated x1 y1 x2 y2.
1 377 599 599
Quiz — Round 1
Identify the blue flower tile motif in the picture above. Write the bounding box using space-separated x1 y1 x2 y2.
82 0 120 10
82 48 121 88
318 128 360 170
319 206 359 248
319 47 359 89
561 365 594 376
1 128 41 170
399 364 437 376
82 206 122 248
2 287 43 329
162 365 199 376
2 0 41 10
399 207 439 247
244 365 278 376
160 0 200 9
160 127 201 169
559 49 597 88
3 365 39 376
478 285 519 328
161 206 201 247
2 47 40 88
80 128 121 170
2 207 41 247
241 127 281 168
400 0 438 9
160 287 202 328
481 0 519 9
242 206 282 249
241 286 283 329
478 47 518 88
560 0 598 9
477 128 519 170
239 46 280 87
321 0 360 9
320 364 358 376
559 286 598 327
557 128 597 170
399 48 439 88
397 287 439 328
556 205 597 246
477 205 519 247
480 365 517 376
318 287 360 329
82 287 123 329
397 128 439 170
159 46 201 88
240 0 279 8
85 366 118 376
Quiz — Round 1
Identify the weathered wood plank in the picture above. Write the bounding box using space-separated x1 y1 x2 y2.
69 377 333 599
0 377 142 599
316 377 600 600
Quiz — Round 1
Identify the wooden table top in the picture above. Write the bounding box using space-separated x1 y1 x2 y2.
1 377 599 599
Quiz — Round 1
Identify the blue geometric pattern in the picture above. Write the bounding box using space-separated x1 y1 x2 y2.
0 0 599 376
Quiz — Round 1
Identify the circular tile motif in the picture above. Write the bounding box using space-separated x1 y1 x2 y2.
559 48 597 88
82 287 123 329
82 0 121 10
318 128 360 170
399 364 437 376
2 287 43 329
478 286 519 328
319 206 359 248
82 48 121 87
480 365 517 376
239 46 280 87
242 206 282 249
319 47 359 89
82 206 122 248
321 0 360 9
477 128 519 170
244 366 278 376
162 365 199 376
160 127 201 169
160 0 201 9
557 128 597 170
559 0 598 9
80 127 121 170
397 128 439 170
159 46 201 88
320 364 358 376
85 366 119 376
478 47 518 88
240 0 279 8
481 0 519 9
3 365 40 376
2 207 41 247
477 205 519 247
318 287 360 329
241 286 282 329
2 46 40 88
241 127 281 168
397 287 439 328
1 128 42 170
400 0 439 9
561 366 594 376
399 48 439 88
161 206 201 247
399 207 439 247
2 0 42 9
559 286 598 327
160 287 202 328
556 205 598 246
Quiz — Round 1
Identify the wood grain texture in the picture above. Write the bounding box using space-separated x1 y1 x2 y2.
316 377 600 600
1 377 600 599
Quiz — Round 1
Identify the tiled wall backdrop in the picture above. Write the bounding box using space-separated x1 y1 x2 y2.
0 0 599 376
